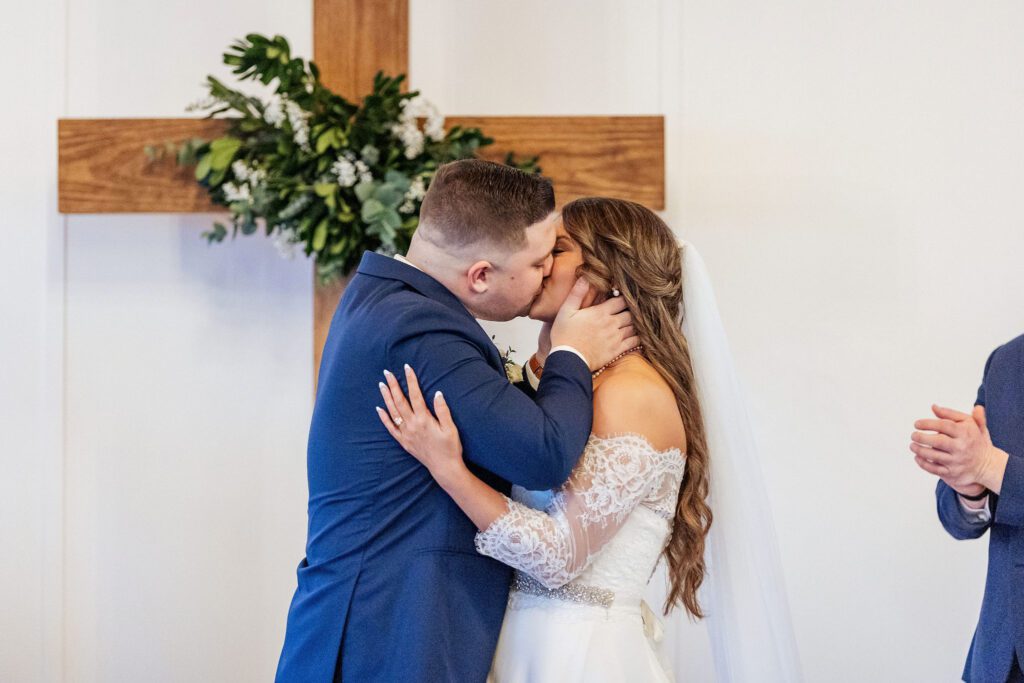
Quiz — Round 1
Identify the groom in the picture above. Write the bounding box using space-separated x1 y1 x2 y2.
911 332 1024 682
276 159 636 682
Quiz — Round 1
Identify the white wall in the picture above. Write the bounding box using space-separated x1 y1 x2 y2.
58 2 314 681
4 1 1024 681
669 3 1024 680
1 1 67 681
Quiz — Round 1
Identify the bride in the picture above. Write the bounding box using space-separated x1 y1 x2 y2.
377 197 802 681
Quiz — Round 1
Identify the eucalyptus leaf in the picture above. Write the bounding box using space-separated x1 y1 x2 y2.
361 198 385 221
354 180 376 203
374 186 403 208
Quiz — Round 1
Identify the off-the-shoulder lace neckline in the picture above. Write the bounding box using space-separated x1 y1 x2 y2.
587 431 687 458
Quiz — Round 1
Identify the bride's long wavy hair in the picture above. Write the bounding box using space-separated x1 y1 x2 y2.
561 197 712 619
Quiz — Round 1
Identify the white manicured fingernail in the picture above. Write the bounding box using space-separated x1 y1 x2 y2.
383 369 392 377
379 382 386 389
435 391 443 399
404 363 411 371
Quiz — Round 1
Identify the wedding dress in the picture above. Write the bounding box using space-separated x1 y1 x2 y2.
477 432 685 682
475 242 803 682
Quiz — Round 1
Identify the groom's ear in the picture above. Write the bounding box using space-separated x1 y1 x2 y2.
466 260 493 294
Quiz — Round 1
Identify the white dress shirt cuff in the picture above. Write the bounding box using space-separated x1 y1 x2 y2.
549 345 589 369
958 495 992 524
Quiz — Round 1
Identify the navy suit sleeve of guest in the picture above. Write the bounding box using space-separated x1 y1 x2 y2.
935 348 1000 541
389 316 593 491
994 454 1024 527
936 480 991 540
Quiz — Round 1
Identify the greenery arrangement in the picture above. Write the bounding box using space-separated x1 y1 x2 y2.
147 34 539 284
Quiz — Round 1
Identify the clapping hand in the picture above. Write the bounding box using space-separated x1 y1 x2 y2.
910 404 1008 496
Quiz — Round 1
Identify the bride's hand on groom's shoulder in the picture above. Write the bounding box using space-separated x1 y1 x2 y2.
377 364 466 486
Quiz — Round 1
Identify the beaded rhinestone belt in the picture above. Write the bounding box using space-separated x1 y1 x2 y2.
511 572 615 608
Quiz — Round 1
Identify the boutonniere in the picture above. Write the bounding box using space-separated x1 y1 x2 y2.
493 336 523 384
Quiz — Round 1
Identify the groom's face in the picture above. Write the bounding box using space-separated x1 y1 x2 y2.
529 217 588 323
473 212 558 321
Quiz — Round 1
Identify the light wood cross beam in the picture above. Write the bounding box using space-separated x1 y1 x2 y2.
57 0 665 378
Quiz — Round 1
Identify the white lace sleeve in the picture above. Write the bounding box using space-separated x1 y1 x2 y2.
474 434 685 589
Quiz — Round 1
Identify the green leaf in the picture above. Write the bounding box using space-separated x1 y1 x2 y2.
354 180 376 203
328 237 347 255
361 198 385 222
313 183 336 198
312 218 328 251
381 209 402 230
208 136 242 171
194 154 212 181
374 186 403 209
315 130 333 155
384 169 410 191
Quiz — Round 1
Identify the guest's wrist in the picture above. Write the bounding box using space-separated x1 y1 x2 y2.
977 446 1009 495
959 490 989 509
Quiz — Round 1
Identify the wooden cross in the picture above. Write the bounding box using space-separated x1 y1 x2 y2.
57 0 664 379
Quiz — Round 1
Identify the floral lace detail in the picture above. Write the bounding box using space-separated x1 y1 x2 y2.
558 433 684 528
474 498 576 587
474 433 685 590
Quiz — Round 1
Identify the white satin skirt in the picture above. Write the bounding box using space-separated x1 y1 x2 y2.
487 593 673 683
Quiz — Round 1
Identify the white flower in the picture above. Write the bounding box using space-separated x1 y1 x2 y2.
230 160 266 187
264 95 286 127
272 226 301 259
231 160 250 182
284 99 311 151
263 94 311 151
390 120 424 159
406 176 426 201
222 182 251 203
399 176 426 214
332 157 358 187
354 159 373 184
389 95 445 158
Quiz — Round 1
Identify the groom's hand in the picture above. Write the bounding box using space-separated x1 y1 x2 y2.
550 277 639 371
910 404 1009 495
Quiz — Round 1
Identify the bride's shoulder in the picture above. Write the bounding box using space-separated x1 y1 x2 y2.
591 358 686 452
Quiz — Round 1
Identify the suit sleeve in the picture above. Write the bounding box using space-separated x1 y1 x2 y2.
388 320 592 491
970 344 1024 529
935 480 991 540
934 347 1002 540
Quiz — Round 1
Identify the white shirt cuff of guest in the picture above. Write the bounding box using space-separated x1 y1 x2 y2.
958 495 992 523
549 346 589 370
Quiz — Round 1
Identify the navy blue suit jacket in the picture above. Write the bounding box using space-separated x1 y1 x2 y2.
276 252 594 682
936 333 1024 682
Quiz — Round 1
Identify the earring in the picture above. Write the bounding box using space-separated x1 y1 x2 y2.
611 288 621 297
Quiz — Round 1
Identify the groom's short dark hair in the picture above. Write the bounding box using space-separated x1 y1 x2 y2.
418 159 555 250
